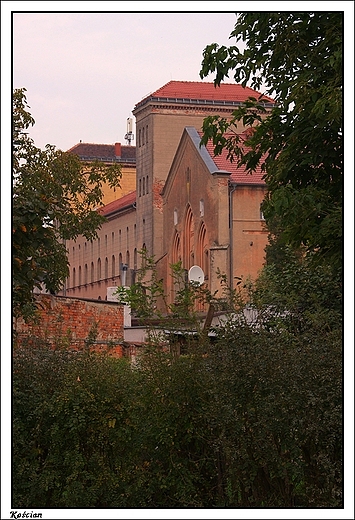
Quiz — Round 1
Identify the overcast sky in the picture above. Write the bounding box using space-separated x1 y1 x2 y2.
12 9 239 151
7 2 354 154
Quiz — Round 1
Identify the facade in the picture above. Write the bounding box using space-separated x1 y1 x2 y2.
162 127 268 305
67 141 136 205
64 191 136 300
64 81 273 304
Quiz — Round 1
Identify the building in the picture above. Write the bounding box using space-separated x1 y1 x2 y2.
67 141 136 205
64 81 274 305
161 127 268 307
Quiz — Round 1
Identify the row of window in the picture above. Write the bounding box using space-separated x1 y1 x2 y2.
71 226 137 257
68 242 148 289
138 125 148 147
70 252 136 288
138 176 149 197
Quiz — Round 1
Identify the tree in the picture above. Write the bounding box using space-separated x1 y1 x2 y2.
13 88 122 319
200 12 342 269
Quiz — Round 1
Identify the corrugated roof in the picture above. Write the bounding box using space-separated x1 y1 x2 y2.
67 143 136 162
202 133 266 185
136 80 274 107
99 191 136 216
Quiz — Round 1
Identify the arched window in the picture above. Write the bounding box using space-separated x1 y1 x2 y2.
119 253 123 285
141 243 147 269
200 199 204 217
73 267 76 287
105 257 109 279
184 205 194 269
172 231 181 265
84 264 88 285
146 175 149 194
91 262 94 283
197 222 209 280
97 258 101 280
112 255 116 277
78 266 82 286
143 176 145 195
170 231 182 305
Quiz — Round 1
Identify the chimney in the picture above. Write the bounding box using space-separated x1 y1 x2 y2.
115 142 121 157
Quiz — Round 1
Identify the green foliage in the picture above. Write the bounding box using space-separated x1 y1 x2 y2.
116 252 215 335
116 249 168 320
205 322 342 507
13 88 122 319
200 12 342 269
13 345 135 507
13 311 342 508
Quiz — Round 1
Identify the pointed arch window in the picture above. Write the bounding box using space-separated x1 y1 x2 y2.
183 205 194 269
172 231 182 265
197 222 209 280
97 258 101 280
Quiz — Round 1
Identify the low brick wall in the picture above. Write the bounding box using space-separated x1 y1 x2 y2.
14 295 125 356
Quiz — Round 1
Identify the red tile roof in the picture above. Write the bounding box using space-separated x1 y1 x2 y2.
136 80 274 108
99 191 136 217
203 133 266 185
67 143 136 162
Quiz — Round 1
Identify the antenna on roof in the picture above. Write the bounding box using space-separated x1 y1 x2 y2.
124 118 134 145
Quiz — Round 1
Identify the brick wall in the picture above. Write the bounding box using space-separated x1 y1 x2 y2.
14 295 125 356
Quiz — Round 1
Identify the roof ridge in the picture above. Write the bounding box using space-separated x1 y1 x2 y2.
99 190 137 216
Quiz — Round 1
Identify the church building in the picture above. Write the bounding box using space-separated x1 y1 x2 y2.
63 81 274 305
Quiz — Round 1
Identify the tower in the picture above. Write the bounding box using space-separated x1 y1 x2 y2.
132 80 273 268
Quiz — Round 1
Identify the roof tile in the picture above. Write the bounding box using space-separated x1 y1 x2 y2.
202 133 266 185
67 143 136 161
137 80 274 106
99 191 136 216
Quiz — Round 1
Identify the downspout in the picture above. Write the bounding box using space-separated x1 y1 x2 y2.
229 182 237 293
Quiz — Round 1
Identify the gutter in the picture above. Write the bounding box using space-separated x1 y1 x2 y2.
229 182 237 291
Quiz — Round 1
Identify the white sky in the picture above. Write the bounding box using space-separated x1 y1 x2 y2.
11 9 239 151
